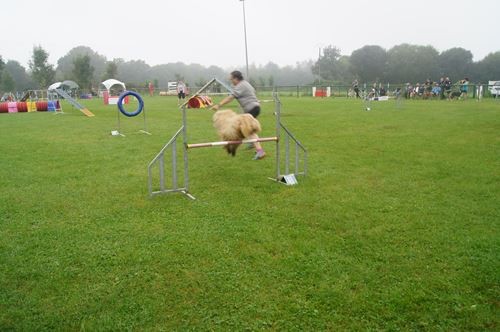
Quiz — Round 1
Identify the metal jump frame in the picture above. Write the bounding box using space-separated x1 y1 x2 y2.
147 78 307 199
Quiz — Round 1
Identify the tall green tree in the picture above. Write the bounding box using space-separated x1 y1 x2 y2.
312 45 343 82
5 60 36 91
104 60 118 80
29 46 55 88
385 44 440 83
350 45 387 82
56 46 107 83
473 51 500 82
438 48 473 80
72 55 94 91
0 55 4 76
336 55 354 83
1 71 15 92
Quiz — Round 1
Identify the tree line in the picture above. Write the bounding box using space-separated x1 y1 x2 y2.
313 44 500 85
1 44 499 94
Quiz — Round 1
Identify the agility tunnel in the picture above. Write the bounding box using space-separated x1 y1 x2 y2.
0 101 61 113
187 95 213 109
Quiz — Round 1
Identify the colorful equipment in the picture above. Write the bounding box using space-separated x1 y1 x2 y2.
26 102 36 112
0 101 51 113
48 81 94 117
113 91 150 137
147 78 308 200
312 87 331 97
16 102 28 112
53 89 93 117
118 91 144 117
8 102 17 113
35 101 48 112
187 95 213 109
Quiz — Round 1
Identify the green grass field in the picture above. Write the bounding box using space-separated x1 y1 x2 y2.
1 96 499 330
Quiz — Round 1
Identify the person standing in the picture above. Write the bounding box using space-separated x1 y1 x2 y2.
444 77 452 100
439 77 445 99
352 80 361 98
177 81 186 105
211 71 266 160
460 78 469 100
148 82 154 97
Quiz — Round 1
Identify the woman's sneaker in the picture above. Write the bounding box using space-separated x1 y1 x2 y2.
253 150 266 160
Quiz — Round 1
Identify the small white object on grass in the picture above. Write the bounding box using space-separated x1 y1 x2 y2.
111 130 120 136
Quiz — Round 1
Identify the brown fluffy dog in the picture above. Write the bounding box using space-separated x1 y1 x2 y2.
213 109 261 156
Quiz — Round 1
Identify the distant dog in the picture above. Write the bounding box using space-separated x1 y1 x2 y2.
213 109 261 156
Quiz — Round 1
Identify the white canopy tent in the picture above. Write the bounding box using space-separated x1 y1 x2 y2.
101 79 126 92
101 79 127 105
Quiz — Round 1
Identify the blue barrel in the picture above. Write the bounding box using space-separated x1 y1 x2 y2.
47 101 57 112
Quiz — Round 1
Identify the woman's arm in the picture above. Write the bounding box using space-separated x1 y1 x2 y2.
210 95 235 111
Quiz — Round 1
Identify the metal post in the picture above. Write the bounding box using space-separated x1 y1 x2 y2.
182 106 189 193
159 154 165 191
318 47 322 86
172 138 178 189
285 135 290 175
241 0 249 79
295 143 299 175
274 91 281 180
117 106 121 135
148 166 153 196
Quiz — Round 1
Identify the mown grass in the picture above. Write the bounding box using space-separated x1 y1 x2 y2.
0 96 499 330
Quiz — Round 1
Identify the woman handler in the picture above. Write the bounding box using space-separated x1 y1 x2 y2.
211 71 266 160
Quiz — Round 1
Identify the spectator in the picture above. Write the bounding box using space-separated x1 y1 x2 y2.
422 80 430 99
405 83 413 99
352 80 361 98
444 77 452 99
432 83 442 97
379 85 387 96
439 77 446 99
460 78 469 100
177 81 186 105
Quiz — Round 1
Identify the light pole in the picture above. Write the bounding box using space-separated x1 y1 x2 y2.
240 0 249 79
318 47 322 86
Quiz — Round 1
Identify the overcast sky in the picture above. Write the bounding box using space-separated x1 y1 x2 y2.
1 0 498 68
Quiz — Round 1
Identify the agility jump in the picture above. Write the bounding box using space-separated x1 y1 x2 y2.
187 137 278 149
147 78 307 199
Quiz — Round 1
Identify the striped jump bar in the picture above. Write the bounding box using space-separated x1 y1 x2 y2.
187 136 278 149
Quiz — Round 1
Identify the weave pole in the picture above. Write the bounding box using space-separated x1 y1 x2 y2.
187 137 278 149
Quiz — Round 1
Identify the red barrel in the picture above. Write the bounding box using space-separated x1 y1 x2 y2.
0 102 8 113
36 101 48 111
188 95 213 109
16 102 28 112
188 96 202 108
